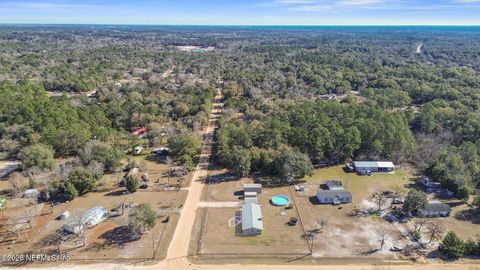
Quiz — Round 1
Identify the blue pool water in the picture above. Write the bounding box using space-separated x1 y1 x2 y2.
271 195 289 206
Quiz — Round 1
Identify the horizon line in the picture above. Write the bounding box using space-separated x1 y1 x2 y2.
1 23 480 27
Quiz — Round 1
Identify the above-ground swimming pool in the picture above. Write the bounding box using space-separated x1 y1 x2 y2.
271 195 290 206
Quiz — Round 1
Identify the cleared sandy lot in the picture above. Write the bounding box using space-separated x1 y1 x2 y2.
0 190 187 263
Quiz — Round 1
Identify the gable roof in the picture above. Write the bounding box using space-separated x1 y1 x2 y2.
353 161 394 168
244 183 261 189
131 127 147 136
317 190 352 199
325 180 344 190
422 202 451 213
241 202 263 231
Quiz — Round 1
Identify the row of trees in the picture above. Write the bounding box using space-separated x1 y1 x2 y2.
426 140 480 197
215 99 414 180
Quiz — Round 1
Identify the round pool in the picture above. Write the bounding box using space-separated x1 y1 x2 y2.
271 195 290 206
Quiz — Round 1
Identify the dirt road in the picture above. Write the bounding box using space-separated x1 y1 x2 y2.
164 88 224 262
14 87 477 270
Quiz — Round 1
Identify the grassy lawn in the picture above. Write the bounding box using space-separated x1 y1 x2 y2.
303 165 416 203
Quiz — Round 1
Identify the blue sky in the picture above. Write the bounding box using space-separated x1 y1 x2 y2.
0 0 479 25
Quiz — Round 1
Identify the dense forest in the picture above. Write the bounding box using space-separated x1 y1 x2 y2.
1 25 480 195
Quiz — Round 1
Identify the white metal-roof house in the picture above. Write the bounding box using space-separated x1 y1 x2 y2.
352 161 394 173
241 202 263 236
317 190 352 205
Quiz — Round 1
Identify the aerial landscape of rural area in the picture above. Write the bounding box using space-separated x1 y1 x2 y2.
0 1 479 270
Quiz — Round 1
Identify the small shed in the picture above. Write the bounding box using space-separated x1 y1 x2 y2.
241 202 263 236
244 183 262 194
419 202 451 217
316 190 352 205
23 189 39 199
352 161 394 173
325 180 344 190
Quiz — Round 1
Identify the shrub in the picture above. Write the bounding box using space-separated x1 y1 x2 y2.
125 176 138 193
18 144 55 171
67 167 96 195
128 203 156 239
439 231 466 259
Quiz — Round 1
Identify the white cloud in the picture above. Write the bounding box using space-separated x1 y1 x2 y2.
1 1 102 12
338 0 385 6
289 4 333 11
262 0 387 12
260 0 480 12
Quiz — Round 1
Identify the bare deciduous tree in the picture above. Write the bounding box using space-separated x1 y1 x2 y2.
370 191 389 213
302 218 328 254
9 172 29 197
67 209 87 247
377 228 388 251
86 160 104 179
413 218 431 232
425 219 446 244
20 206 39 229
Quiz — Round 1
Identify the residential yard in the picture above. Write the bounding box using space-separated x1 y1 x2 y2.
302 164 415 202
194 164 415 259
0 190 186 262
202 167 248 202
288 165 414 258
0 148 194 265
425 202 479 240
193 180 310 255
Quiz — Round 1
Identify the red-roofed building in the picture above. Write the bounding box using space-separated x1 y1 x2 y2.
131 127 147 138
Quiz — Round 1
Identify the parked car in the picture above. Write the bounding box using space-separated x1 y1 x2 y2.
390 246 403 252
392 198 404 204
358 170 372 176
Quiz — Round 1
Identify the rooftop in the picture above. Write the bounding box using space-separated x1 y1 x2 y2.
244 183 262 188
317 190 352 199
422 202 451 213
325 180 344 190
353 161 394 168
241 202 263 231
